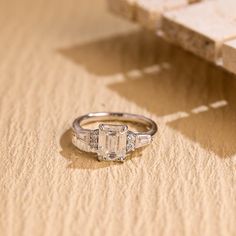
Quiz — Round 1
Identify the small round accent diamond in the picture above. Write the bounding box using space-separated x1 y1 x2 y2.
126 131 136 152
89 129 99 150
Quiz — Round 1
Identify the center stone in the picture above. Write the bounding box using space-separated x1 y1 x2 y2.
98 124 128 161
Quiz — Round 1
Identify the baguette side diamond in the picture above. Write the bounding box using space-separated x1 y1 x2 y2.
135 134 152 148
72 132 91 153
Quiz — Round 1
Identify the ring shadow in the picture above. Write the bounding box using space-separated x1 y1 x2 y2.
60 129 145 169
58 29 236 161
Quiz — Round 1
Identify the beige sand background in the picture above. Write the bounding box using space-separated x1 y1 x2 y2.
0 0 236 235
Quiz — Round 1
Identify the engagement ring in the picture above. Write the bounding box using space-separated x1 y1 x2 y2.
72 112 158 162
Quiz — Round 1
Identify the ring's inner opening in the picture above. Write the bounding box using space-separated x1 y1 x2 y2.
80 118 152 133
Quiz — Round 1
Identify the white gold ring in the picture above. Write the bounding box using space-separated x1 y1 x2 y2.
72 112 158 162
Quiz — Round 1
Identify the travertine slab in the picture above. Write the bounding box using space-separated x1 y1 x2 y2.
108 0 202 29
108 0 236 75
223 39 236 74
162 0 236 62
136 0 195 30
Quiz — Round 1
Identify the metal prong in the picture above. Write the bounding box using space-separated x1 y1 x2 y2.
97 156 103 162
117 156 126 163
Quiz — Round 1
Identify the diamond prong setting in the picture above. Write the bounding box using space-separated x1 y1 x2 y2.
72 112 157 162
73 126 151 162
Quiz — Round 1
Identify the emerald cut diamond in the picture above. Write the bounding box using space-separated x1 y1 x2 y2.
98 124 128 161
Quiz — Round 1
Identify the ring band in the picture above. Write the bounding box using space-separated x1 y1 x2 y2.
72 112 158 162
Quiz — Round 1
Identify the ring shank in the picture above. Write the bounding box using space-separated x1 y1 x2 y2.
73 112 157 136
